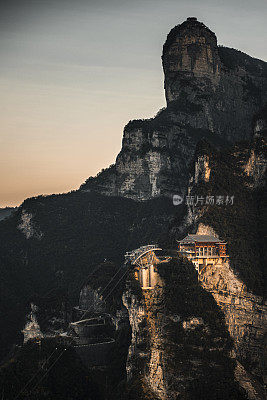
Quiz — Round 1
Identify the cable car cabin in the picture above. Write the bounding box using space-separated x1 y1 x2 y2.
177 234 228 272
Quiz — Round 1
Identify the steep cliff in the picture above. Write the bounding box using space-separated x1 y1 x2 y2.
0 16 266 400
122 260 252 400
164 127 266 397
162 17 266 143
198 249 266 383
177 132 266 295
81 17 267 200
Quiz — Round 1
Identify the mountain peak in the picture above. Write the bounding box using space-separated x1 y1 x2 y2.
81 18 267 201
162 18 219 104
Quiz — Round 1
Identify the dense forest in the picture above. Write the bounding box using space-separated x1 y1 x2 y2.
0 191 183 360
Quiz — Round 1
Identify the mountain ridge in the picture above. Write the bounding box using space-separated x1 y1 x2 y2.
81 18 267 201
0 16 266 400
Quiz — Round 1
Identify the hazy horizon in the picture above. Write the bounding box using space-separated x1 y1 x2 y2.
0 0 266 207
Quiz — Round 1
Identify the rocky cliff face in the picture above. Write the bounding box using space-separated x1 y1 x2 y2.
122 285 149 382
195 223 266 386
199 251 266 384
81 17 267 201
122 281 169 399
179 130 266 292
122 261 254 400
1 15 266 400
125 263 266 400
244 105 267 188
163 17 220 80
162 18 266 143
163 129 266 398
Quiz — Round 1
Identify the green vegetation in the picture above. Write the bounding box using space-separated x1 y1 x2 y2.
80 164 116 188
82 261 127 313
218 46 267 77
0 338 101 400
243 77 262 102
124 97 203 140
0 207 17 221
0 191 178 360
167 96 203 114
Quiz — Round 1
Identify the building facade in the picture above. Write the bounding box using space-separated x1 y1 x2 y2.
177 234 228 272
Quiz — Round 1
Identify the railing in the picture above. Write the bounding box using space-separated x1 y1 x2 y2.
179 250 229 259
125 244 160 264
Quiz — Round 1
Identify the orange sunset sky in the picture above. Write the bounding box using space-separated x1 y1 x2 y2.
0 0 266 207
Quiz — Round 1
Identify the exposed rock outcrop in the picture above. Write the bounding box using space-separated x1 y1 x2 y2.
123 281 169 399
243 147 266 188
195 224 265 380
122 285 148 381
18 210 43 240
163 17 220 80
162 18 266 143
22 303 43 343
199 257 266 379
123 261 249 400
1 16 266 400
81 17 267 201
170 132 266 397
79 285 106 314
244 106 267 187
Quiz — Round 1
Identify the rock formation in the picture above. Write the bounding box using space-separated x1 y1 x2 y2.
0 16 266 400
122 260 258 400
119 100 266 398
81 17 267 201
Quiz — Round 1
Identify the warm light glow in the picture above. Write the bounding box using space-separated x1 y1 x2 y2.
0 0 266 207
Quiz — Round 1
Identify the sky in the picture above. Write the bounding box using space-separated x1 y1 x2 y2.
0 0 266 207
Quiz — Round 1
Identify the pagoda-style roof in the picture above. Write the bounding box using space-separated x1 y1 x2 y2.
178 234 226 244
